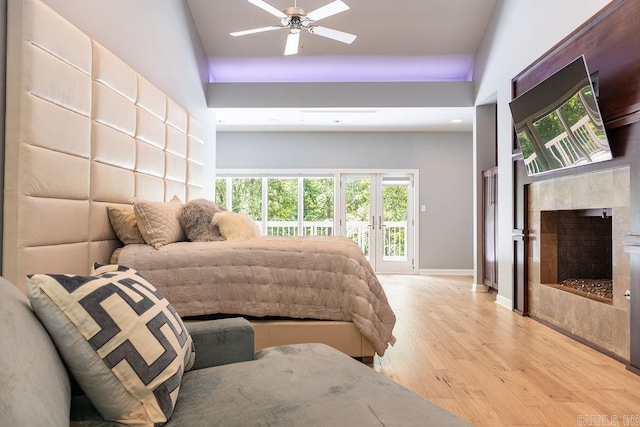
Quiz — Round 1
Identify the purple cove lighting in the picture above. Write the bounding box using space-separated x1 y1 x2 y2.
208 55 474 83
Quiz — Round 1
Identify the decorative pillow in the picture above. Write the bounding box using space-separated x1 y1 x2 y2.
133 196 184 249
211 211 261 240
27 264 195 426
180 198 227 242
107 206 145 245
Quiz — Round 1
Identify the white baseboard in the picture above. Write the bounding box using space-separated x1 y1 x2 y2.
472 283 489 293
419 269 473 276
495 294 512 310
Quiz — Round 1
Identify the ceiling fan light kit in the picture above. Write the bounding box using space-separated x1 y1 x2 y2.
230 0 357 56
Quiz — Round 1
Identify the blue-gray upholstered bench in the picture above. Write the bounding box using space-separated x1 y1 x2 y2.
0 276 472 426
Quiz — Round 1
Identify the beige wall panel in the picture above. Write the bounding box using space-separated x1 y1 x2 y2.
24 44 91 116
23 0 91 75
91 162 134 203
92 122 135 169
165 152 186 182
15 243 91 292
137 76 166 120
93 82 136 136
19 197 89 247
136 107 166 149
164 179 187 203
135 139 165 177
135 173 164 201
187 184 203 201
20 145 89 199
187 160 203 186
187 135 204 164
167 98 187 132
89 201 118 241
21 93 91 157
188 115 204 142
165 181 187 203
92 41 136 102
166 125 187 157
89 240 122 269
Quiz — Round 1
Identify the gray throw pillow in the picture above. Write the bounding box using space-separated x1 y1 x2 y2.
180 198 227 242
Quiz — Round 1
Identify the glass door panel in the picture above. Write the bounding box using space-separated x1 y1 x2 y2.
344 176 373 259
377 175 414 273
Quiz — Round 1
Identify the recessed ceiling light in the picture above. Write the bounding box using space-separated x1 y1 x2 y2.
266 118 280 124
451 119 462 123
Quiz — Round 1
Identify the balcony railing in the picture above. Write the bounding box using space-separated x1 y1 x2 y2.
263 220 407 259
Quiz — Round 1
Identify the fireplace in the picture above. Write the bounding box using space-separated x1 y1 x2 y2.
529 167 630 361
541 209 613 304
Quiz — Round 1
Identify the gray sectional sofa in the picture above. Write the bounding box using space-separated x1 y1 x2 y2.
0 276 472 426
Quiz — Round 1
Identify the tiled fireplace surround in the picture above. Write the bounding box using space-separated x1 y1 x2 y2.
528 166 630 360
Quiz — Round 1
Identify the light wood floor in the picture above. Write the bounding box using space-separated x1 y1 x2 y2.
373 275 640 427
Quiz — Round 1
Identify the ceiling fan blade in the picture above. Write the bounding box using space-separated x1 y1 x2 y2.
284 31 300 55
247 0 287 19
306 0 349 22
308 26 356 44
230 26 283 37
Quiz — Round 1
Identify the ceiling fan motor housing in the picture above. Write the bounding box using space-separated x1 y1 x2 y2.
283 6 307 17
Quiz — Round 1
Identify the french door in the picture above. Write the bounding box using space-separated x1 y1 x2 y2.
339 173 416 273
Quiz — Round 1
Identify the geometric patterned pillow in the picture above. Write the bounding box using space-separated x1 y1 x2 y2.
27 264 195 426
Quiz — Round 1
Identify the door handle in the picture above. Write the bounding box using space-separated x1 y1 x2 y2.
379 215 385 230
370 215 375 229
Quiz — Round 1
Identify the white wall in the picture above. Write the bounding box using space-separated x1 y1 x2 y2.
217 131 473 271
473 0 612 306
39 0 217 196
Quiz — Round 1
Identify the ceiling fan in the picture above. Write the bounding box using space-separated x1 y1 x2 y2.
230 0 357 56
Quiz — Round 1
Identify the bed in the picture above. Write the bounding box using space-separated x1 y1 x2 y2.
114 236 396 356
3 0 394 360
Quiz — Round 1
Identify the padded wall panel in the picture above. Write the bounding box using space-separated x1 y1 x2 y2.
167 98 187 133
89 201 119 241
187 185 203 200
187 135 204 164
89 240 122 267
19 198 89 247
166 125 187 157
135 173 165 201
165 152 186 182
92 41 136 102
21 243 91 277
20 145 89 199
137 76 166 120
92 122 136 169
22 0 91 75
165 181 187 203
93 82 136 135
188 115 204 142
187 161 204 186
24 44 91 116
5 0 207 290
135 140 165 177
136 107 166 148
21 94 90 157
91 163 135 203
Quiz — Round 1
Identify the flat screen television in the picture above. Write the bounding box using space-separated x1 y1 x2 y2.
509 55 612 176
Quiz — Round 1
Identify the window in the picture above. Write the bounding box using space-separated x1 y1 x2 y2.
215 175 335 237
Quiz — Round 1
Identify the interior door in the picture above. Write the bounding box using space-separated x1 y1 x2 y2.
340 173 415 273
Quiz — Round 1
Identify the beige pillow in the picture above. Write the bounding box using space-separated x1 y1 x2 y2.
107 206 145 245
212 211 260 240
133 196 184 249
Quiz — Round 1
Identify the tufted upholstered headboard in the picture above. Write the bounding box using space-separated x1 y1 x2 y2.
3 0 206 292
